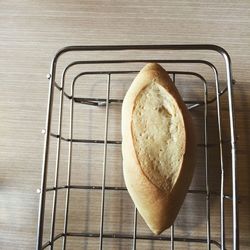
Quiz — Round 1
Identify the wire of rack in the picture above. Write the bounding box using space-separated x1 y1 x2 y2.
36 45 238 250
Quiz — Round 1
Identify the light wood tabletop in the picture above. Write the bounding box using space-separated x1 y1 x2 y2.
1 1 250 249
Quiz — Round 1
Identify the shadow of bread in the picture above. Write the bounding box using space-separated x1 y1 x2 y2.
173 84 234 247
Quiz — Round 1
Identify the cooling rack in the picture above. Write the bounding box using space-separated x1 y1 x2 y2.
36 45 238 250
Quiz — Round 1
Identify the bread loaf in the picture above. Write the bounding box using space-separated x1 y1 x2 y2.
122 63 196 235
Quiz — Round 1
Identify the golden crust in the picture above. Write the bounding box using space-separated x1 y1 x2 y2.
122 63 196 234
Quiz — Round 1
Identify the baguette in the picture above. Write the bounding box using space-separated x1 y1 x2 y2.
122 63 196 235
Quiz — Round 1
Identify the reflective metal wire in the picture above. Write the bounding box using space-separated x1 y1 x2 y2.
99 74 111 250
204 76 211 250
62 76 75 250
132 207 138 250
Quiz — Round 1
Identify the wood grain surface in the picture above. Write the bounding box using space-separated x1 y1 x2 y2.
0 1 250 249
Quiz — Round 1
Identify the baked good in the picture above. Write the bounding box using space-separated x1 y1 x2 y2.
122 63 196 234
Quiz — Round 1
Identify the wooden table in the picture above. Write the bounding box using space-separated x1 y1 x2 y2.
1 1 249 249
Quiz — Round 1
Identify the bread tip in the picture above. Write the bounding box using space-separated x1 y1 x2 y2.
152 228 165 236
142 62 162 72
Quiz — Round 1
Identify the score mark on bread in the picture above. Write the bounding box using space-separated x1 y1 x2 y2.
132 82 185 192
122 63 196 235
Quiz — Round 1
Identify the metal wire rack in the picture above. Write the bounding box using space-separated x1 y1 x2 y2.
37 45 239 250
